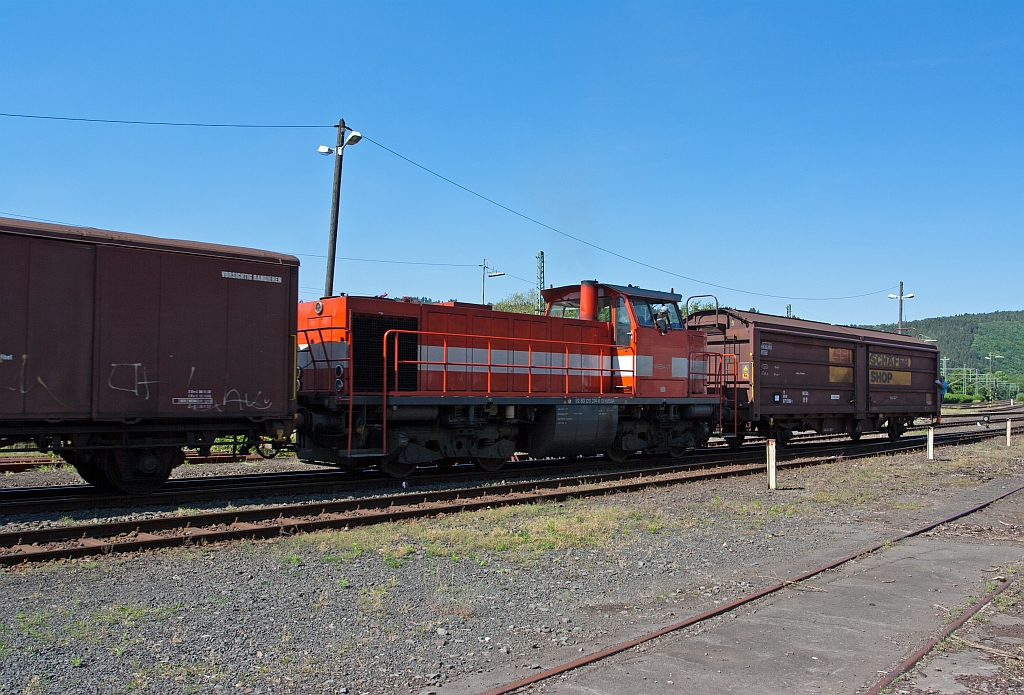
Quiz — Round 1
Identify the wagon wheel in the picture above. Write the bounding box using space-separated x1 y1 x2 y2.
67 450 113 491
604 448 630 463
475 457 507 472
724 434 745 451
887 420 903 442
256 440 279 460
849 430 862 443
105 448 173 495
773 428 791 450
380 458 418 479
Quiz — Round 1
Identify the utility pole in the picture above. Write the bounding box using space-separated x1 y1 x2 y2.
940 356 948 378
888 282 914 332
481 259 504 304
536 251 545 314
323 119 346 298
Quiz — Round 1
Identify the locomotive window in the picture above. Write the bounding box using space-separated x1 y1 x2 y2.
597 297 612 322
549 301 579 319
614 297 631 345
630 298 655 327
649 302 683 329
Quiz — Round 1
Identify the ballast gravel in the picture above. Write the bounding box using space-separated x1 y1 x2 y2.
1 438 1023 695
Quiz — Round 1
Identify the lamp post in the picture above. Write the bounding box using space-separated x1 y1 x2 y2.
319 118 362 298
888 281 914 332
481 259 505 304
986 353 1005 399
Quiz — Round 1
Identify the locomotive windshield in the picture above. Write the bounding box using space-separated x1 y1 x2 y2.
548 298 611 321
630 298 682 329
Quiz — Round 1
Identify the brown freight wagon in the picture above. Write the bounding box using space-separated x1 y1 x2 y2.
0 216 298 493
684 308 941 446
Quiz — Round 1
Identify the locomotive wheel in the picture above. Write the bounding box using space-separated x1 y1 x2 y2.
381 458 418 478
669 432 697 458
105 448 173 496
475 457 506 472
604 448 630 463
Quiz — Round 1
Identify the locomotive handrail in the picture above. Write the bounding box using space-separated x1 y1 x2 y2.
297 325 356 455
381 328 632 397
381 328 635 456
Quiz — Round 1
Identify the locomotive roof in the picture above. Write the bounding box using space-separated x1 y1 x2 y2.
686 307 938 348
542 283 682 302
0 216 300 266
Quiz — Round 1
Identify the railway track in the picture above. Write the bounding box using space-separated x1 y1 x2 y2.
0 451 261 474
0 425 1015 566
0 425 984 515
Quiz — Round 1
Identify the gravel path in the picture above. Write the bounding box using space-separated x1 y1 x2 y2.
1 438 1022 695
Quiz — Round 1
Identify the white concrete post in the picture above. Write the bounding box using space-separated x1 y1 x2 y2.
927 426 934 460
1008 419 1012 447
767 439 777 490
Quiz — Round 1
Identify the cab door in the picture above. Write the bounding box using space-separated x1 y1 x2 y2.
627 297 690 398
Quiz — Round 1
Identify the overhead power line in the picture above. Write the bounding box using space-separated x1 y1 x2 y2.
360 135 895 302
0 112 330 128
1 111 896 301
291 251 477 267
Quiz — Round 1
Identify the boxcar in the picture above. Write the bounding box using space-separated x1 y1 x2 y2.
685 309 941 445
0 216 299 493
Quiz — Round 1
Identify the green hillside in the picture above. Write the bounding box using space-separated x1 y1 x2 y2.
862 310 1024 380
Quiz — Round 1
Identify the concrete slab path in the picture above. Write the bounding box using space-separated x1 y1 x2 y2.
541 536 1022 695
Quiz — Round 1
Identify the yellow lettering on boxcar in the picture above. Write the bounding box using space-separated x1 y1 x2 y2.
828 348 853 364
869 369 912 386
869 353 911 369
829 366 854 383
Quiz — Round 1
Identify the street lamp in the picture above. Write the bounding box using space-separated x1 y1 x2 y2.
985 353 1004 400
888 281 914 332
481 259 505 304
319 118 362 298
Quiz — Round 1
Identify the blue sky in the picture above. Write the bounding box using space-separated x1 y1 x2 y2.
1 1 1021 325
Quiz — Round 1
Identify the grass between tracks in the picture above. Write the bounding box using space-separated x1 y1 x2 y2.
279 438 1024 566
284 502 670 566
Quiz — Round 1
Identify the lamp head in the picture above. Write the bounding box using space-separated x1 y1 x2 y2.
344 131 362 147
905 293 914 299
888 294 898 299
317 145 334 155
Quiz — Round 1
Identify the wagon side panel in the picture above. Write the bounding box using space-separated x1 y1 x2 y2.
23 237 96 416
95 245 162 417
866 343 939 416
0 233 32 415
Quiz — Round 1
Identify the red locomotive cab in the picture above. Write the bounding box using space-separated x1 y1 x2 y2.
542 283 705 398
